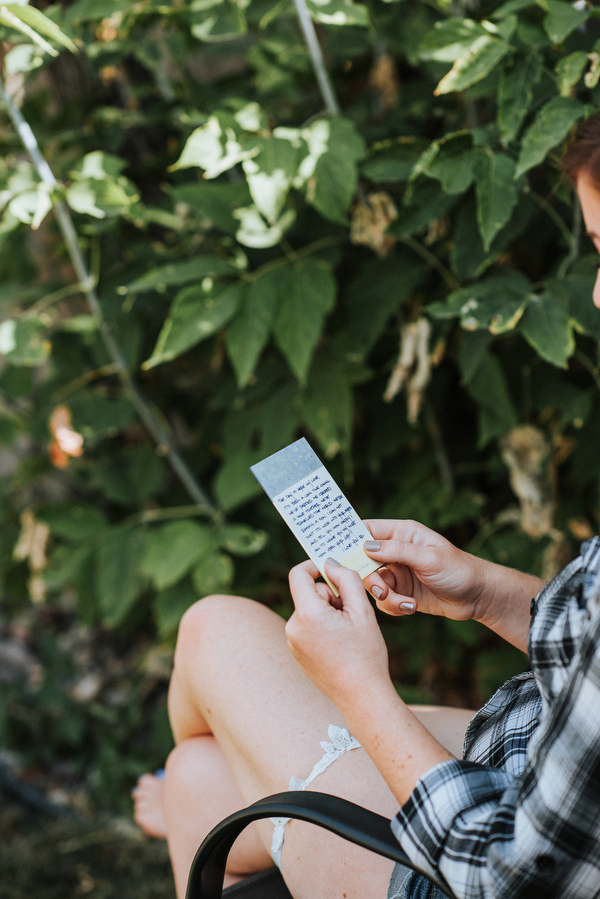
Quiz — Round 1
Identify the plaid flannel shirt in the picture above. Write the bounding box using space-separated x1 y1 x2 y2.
391 537 600 899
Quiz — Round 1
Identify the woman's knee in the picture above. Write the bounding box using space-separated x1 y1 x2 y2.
175 594 246 655
165 735 213 788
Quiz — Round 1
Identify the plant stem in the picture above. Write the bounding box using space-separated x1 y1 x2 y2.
557 195 582 279
292 0 340 115
529 189 574 249
0 78 221 524
397 235 461 292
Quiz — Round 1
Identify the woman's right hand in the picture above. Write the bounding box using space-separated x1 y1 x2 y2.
362 519 543 651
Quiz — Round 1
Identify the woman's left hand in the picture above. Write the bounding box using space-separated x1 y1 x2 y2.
286 558 391 713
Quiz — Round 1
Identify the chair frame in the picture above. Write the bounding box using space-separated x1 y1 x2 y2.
184 790 451 899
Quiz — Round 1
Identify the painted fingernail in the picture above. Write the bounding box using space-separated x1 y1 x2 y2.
400 602 414 612
371 585 383 599
364 540 381 552
326 557 341 567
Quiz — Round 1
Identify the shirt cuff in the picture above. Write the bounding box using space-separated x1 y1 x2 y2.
391 759 513 888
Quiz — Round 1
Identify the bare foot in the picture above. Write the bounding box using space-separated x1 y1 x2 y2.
132 771 167 838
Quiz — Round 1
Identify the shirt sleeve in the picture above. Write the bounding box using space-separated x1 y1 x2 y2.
391 612 600 899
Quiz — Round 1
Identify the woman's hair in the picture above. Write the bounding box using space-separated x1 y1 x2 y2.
561 109 600 188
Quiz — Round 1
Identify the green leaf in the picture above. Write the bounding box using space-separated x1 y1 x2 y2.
345 253 425 358
5 4 77 51
214 374 300 510
226 271 279 386
0 4 76 55
154 579 199 640
300 352 354 458
300 118 366 225
143 278 244 369
0 318 49 366
555 52 588 98
498 54 543 145
273 258 336 383
450 193 536 282
69 393 136 439
64 0 122 22
428 271 532 334
96 526 147 627
170 181 252 234
190 0 248 42
390 178 458 238
233 206 296 248
8 183 53 228
519 285 574 368
45 544 94 593
219 524 268 556
464 352 518 447
417 18 489 63
142 521 217 590
544 0 589 44
171 114 258 177
474 151 520 250
435 36 511 95
242 136 299 224
305 0 369 26
491 0 536 18
191 551 234 595
38 504 108 542
458 330 494 385
565 273 600 338
95 446 163 507
411 132 476 195
516 96 585 177
119 256 243 295
4 43 44 75
361 138 429 185
71 151 126 180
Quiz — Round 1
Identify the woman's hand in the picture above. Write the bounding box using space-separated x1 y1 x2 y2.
286 558 392 713
362 519 488 620
361 519 543 652
286 556 456 805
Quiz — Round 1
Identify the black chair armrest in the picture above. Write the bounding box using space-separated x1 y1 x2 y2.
185 790 451 899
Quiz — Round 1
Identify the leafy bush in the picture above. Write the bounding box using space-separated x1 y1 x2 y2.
1 0 600 798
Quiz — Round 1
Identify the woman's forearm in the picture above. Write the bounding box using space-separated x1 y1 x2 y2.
336 678 455 807
472 558 545 653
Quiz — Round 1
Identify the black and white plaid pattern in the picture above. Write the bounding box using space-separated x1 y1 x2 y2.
391 537 600 899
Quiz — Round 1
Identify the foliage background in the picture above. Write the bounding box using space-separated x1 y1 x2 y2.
1 0 600 817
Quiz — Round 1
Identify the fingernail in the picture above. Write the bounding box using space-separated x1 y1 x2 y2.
371 585 383 599
364 540 381 552
326 557 341 567
400 602 414 612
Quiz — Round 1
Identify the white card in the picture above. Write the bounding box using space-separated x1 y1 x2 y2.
251 439 380 593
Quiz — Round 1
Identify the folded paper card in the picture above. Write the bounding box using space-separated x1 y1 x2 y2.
251 438 380 593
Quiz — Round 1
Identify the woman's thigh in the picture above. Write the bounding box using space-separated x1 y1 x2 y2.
168 595 473 899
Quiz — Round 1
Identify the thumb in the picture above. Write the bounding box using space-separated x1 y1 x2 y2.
324 558 372 613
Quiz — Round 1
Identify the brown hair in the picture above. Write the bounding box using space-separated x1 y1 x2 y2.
561 110 600 188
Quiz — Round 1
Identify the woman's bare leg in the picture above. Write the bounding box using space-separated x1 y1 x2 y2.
162 735 272 895
162 594 476 899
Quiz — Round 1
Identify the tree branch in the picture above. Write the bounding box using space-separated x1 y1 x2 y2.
292 0 340 115
0 78 221 524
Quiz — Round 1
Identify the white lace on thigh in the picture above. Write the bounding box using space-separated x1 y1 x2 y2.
270 724 361 869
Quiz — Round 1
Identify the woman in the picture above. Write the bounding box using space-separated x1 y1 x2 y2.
133 113 600 899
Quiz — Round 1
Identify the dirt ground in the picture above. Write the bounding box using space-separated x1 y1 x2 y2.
0 797 176 899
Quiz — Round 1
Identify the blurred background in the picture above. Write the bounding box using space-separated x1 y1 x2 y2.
1 0 600 893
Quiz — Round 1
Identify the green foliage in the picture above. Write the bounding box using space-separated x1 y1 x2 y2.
2 0 600 806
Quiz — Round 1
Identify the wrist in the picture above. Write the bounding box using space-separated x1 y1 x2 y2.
333 669 396 728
